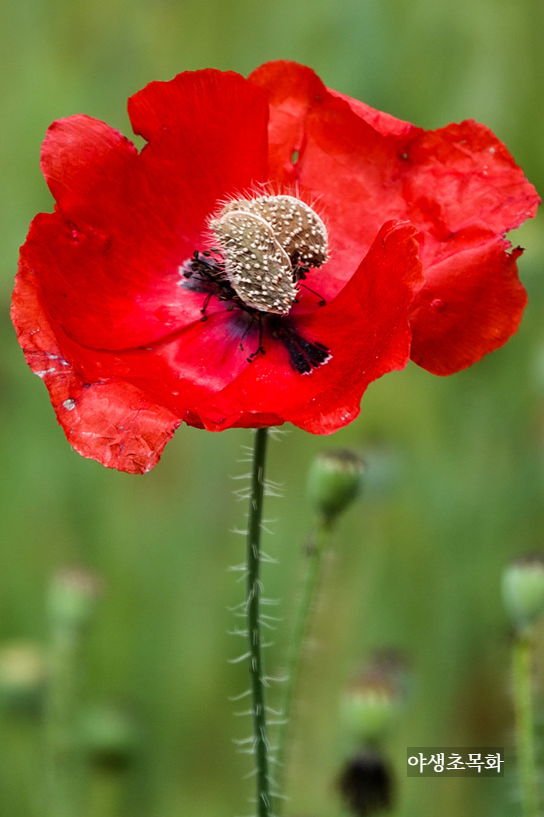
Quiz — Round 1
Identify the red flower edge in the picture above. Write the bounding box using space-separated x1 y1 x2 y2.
12 63 539 473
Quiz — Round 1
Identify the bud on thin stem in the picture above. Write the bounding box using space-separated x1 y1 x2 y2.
307 449 365 524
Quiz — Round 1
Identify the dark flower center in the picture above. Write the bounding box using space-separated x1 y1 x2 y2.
180 194 331 374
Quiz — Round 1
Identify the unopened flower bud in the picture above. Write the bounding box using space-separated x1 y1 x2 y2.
307 449 365 521
341 683 398 745
502 554 544 633
0 640 46 713
48 567 103 633
341 651 408 743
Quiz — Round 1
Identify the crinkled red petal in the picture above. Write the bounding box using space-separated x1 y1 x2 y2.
12 258 181 474
399 120 540 265
37 70 269 350
409 231 527 374
248 60 540 372
186 221 423 433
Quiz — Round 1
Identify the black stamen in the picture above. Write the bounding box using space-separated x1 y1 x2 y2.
200 291 213 318
238 314 266 363
300 282 326 306
269 318 330 374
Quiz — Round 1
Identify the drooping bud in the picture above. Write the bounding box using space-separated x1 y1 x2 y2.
209 194 328 315
307 449 366 522
502 553 544 633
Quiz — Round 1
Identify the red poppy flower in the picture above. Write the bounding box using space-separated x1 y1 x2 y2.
12 61 539 474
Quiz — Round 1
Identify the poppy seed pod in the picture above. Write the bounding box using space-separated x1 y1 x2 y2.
307 449 365 521
502 554 544 633
341 684 398 745
340 650 409 744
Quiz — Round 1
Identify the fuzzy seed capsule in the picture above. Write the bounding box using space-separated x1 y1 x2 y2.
209 210 297 314
209 194 328 315
222 195 328 269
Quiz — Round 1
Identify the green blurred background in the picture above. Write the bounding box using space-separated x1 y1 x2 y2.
1 0 543 815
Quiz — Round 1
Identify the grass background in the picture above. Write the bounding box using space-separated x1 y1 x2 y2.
1 0 543 815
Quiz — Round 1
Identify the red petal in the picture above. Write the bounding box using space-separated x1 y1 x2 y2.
12 258 180 474
187 221 423 433
400 120 540 265
327 89 413 138
128 69 269 242
409 231 527 375
36 70 269 350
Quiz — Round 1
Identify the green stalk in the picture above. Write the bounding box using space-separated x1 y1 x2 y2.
246 427 271 817
513 634 539 817
45 614 83 817
44 568 100 817
276 514 333 808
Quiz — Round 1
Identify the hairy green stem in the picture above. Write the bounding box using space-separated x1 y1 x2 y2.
513 634 539 817
246 427 271 817
276 514 333 808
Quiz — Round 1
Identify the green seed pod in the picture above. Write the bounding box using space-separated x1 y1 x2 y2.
307 449 365 521
502 553 544 633
341 684 399 745
340 651 408 744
